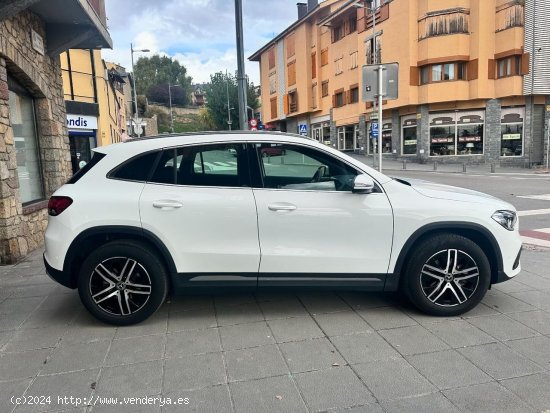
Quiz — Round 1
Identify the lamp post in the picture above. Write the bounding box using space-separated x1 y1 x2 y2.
168 81 181 133
130 43 150 138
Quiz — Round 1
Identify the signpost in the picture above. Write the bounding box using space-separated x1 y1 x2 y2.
299 124 308 136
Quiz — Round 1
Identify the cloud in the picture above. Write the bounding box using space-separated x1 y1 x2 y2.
103 0 303 84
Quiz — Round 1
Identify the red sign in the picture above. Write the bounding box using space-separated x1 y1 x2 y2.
249 119 258 127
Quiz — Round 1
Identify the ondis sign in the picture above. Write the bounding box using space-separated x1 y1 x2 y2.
67 114 98 130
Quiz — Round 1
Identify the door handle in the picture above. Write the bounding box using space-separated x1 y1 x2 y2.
268 203 297 212
153 200 183 209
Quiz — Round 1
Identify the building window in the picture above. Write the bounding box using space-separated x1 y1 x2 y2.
430 112 484 156
311 52 317 79
321 48 329 66
497 55 521 78
334 91 345 108
382 120 392 154
335 57 343 75
270 97 277 119
420 62 467 84
402 117 418 155
366 36 381 65
8 78 44 204
350 86 359 103
332 24 344 43
269 73 277 95
322 80 329 97
286 33 295 58
501 108 524 157
288 61 296 86
288 91 298 113
350 51 358 69
347 16 357 34
268 47 275 70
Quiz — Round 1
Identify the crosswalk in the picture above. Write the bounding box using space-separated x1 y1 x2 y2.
520 228 550 249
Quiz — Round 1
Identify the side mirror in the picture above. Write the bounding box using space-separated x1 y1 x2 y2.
352 174 375 194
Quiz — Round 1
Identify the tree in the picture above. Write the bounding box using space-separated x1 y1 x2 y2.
134 55 193 106
204 71 259 130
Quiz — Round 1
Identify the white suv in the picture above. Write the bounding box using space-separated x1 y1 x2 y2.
44 133 522 325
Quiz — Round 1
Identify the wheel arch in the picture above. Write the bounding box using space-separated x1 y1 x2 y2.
63 226 177 289
385 222 503 291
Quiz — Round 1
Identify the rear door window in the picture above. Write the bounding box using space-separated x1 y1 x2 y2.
109 151 160 182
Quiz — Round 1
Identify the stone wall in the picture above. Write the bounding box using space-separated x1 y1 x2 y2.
0 10 72 264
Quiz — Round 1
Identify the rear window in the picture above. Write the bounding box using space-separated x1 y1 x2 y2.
67 152 106 184
109 151 160 182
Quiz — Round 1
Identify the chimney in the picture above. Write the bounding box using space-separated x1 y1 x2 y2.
307 0 318 12
297 2 307 19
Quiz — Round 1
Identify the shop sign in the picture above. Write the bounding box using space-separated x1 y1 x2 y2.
502 133 521 140
67 114 98 130
31 29 45 55
458 136 482 142
431 137 454 143
404 140 417 145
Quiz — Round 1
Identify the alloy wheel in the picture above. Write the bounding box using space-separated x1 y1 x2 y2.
420 249 480 307
89 257 152 316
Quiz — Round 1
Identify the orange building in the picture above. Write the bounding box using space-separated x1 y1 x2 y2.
250 0 550 166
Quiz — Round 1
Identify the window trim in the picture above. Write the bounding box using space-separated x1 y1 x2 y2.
496 55 521 79
419 61 467 85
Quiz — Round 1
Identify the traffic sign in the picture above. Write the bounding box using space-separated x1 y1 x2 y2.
250 118 258 127
370 122 379 139
298 124 308 136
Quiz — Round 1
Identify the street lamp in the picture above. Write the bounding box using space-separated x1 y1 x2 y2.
130 43 150 138
168 81 182 133
353 0 384 172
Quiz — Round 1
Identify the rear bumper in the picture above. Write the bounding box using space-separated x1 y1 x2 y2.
44 254 74 289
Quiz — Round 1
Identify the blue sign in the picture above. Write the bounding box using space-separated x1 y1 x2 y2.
298 124 308 136
370 122 379 139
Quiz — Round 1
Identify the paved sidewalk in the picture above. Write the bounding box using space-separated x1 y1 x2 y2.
0 248 549 412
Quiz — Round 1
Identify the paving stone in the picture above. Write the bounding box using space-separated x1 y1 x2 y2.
8 284 56 299
167 306 217 332
219 321 275 351
96 360 163 398
4 326 67 352
165 328 220 358
458 342 542 380
216 302 264 326
510 291 550 311
325 403 384 413
163 385 232 412
331 332 400 365
0 379 31 412
225 344 288 382
505 336 550 366
298 293 350 314
381 392 461 413
508 310 550 335
20 295 82 329
357 307 418 330
167 295 214 313
379 325 449 356
229 375 308 413
0 349 51 380
493 279 536 294
0 297 45 331
338 292 391 311
40 341 109 375
0 331 13 350
259 298 309 320
115 312 168 339
279 337 345 373
24 369 98 412
467 314 539 341
91 403 160 413
406 349 492 390
354 358 436 400
294 367 374 412
214 294 257 308
443 381 533 413
513 272 550 290
267 317 324 343
481 290 537 313
163 353 225 393
461 303 501 318
423 320 497 348
313 311 372 336
61 312 117 345
106 334 165 366
501 373 550 412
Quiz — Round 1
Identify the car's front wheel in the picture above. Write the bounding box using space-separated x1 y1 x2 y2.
403 233 491 316
77 240 168 325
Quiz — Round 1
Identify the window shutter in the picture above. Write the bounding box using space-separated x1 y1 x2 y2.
283 94 289 115
520 53 530 75
467 59 479 81
311 52 317 79
410 67 419 86
488 59 496 80
332 94 336 107
346 90 351 104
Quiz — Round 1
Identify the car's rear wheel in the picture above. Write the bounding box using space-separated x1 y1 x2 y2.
403 233 491 316
77 240 168 325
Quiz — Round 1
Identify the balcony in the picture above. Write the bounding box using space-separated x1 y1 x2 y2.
418 8 469 41
496 1 524 33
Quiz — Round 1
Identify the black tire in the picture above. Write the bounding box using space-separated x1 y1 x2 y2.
402 233 491 316
77 240 169 325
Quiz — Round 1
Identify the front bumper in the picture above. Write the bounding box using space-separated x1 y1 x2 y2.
494 246 522 284
44 254 74 289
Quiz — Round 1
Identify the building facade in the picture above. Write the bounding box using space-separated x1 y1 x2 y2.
250 0 550 167
0 0 111 264
61 51 128 174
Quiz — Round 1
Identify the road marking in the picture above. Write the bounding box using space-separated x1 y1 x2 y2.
517 194 550 201
517 209 550 217
521 228 550 248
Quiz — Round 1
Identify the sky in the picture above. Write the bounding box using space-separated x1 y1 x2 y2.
102 0 304 85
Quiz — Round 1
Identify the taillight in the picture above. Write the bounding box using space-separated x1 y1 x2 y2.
48 196 73 216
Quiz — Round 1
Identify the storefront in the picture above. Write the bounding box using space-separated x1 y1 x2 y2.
429 111 484 157
67 114 98 173
401 115 418 156
501 107 525 157
336 124 358 151
311 115 331 146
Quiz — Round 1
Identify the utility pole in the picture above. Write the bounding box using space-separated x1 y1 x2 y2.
234 0 248 130
226 70 232 131
130 43 150 138
168 80 173 133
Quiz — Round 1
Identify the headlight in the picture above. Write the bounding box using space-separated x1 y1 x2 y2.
492 210 517 231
